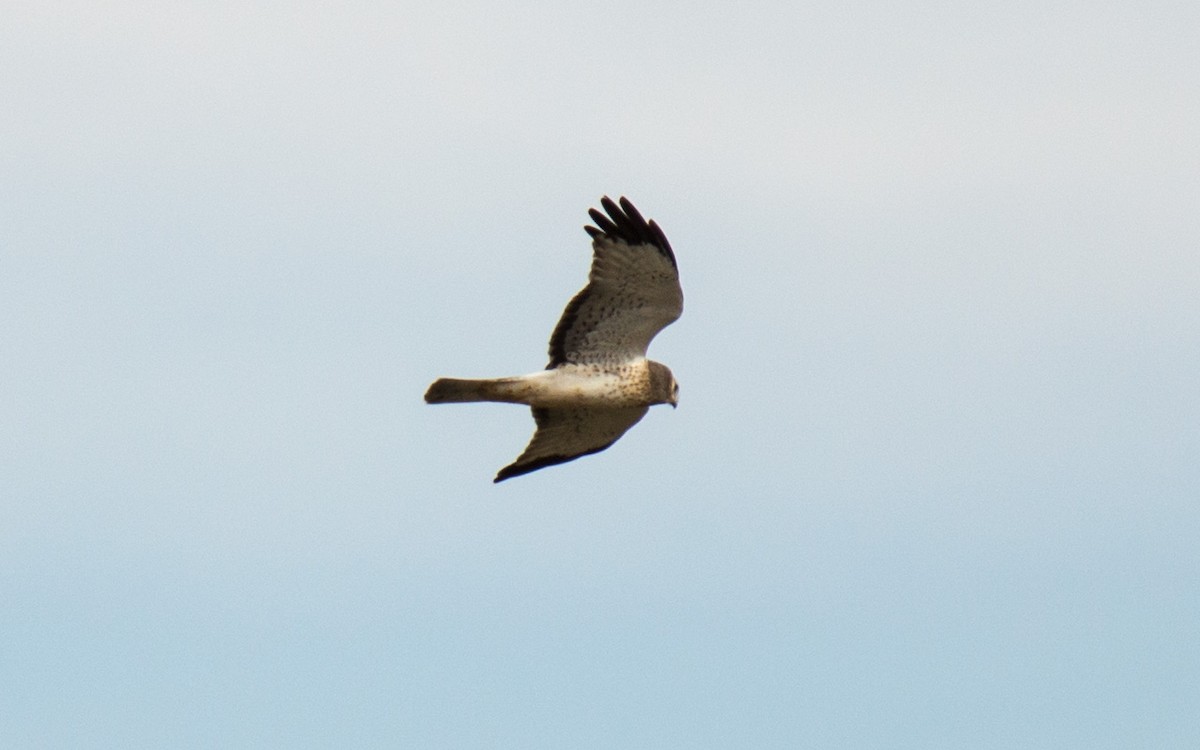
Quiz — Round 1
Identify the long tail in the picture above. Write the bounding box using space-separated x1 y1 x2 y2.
424 377 526 404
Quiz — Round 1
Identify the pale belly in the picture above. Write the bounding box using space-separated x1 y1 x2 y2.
511 365 648 408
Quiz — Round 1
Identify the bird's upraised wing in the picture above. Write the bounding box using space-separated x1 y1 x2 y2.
546 197 683 368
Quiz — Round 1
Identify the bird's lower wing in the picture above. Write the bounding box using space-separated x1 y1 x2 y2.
494 406 649 482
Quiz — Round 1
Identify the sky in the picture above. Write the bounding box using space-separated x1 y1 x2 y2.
2 1 1198 747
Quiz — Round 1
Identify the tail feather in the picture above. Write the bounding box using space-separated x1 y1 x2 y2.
424 377 520 404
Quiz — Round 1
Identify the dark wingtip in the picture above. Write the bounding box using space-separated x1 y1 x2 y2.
582 195 675 266
494 457 542 482
493 459 547 483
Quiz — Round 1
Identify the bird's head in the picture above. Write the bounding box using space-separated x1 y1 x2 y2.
648 360 679 408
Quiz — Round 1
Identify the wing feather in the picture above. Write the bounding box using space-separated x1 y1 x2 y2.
494 406 648 482
548 197 683 367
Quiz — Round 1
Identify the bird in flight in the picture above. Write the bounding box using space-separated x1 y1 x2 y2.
424 196 683 482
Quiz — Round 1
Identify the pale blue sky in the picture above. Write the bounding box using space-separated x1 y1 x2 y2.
3 1 1198 747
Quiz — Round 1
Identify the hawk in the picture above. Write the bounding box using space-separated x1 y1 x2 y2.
424 196 683 482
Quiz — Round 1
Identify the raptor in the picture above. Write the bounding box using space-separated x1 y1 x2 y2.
424 196 683 482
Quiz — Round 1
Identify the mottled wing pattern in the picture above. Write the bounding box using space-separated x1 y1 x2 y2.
494 405 649 482
547 197 683 367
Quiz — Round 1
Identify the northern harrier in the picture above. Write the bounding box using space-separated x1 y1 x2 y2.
424 196 683 482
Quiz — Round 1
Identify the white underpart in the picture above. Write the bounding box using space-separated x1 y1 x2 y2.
503 362 646 408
